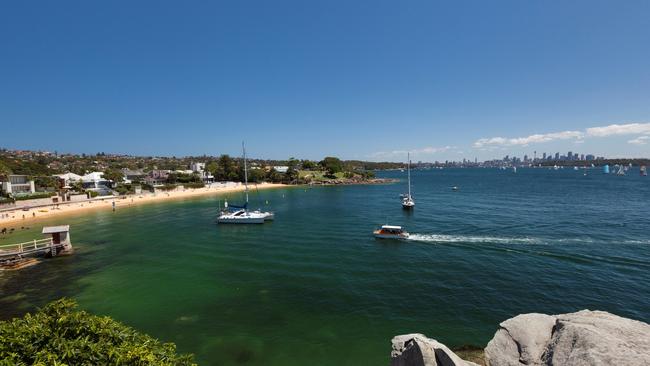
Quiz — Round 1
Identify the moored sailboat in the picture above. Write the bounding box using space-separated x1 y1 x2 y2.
402 153 415 209
217 142 274 224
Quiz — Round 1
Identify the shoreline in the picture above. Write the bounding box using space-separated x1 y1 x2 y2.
0 183 286 228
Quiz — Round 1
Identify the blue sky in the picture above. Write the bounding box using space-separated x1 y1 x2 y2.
1 0 649 161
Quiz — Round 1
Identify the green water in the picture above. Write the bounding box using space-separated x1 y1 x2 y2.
1 169 649 365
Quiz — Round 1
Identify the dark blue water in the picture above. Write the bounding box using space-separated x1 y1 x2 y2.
1 168 649 365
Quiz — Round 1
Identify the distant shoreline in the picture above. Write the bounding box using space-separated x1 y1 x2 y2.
0 183 285 228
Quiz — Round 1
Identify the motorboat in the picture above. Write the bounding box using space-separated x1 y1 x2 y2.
373 225 409 240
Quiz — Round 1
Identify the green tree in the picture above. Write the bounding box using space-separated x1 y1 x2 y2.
301 160 317 170
213 155 238 181
285 158 299 183
102 169 124 186
0 298 196 365
0 161 12 179
320 157 343 175
266 168 284 183
33 176 59 191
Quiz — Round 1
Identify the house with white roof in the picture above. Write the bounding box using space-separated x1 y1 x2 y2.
81 172 109 189
55 173 83 188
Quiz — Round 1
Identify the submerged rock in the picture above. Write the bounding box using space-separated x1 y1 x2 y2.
484 310 650 366
391 333 480 366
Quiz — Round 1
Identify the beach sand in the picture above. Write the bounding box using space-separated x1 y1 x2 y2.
0 183 285 228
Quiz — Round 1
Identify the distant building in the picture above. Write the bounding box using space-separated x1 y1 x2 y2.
586 154 595 161
1 175 35 195
272 166 289 173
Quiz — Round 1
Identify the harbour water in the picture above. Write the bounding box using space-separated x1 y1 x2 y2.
1 168 649 365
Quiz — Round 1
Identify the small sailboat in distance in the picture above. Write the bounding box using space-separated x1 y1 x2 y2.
402 153 415 209
641 165 647 176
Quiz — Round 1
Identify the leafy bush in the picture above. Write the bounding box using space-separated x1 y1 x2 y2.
0 298 195 365
183 182 205 189
88 191 99 198
157 184 178 191
13 192 57 201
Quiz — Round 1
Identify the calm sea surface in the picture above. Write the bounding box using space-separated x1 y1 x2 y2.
1 168 649 365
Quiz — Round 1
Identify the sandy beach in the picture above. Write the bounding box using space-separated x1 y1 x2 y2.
0 183 285 228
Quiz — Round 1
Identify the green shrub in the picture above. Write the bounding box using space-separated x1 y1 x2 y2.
183 182 205 189
13 192 57 201
88 191 99 198
0 298 195 365
157 184 178 191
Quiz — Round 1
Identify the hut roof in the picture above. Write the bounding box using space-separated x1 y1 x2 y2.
42 225 70 234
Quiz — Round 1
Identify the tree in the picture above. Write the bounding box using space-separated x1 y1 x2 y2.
320 157 343 175
0 161 11 179
266 168 284 183
102 169 124 186
212 155 238 181
0 298 195 365
301 160 317 170
34 176 59 191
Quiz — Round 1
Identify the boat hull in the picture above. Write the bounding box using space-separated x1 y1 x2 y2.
217 217 265 224
373 230 409 240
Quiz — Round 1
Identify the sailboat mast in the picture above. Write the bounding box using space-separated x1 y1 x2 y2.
243 141 249 204
407 152 411 197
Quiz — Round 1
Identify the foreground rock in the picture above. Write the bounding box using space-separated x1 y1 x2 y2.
391 333 481 366
485 310 650 366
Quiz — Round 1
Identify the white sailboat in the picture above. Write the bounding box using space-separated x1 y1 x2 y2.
402 153 415 209
217 142 274 224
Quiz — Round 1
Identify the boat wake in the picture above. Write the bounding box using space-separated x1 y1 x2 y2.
406 234 650 246
407 234 541 244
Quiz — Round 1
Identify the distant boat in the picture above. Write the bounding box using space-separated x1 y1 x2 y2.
553 165 559 170
373 225 409 240
573 166 579 171
402 153 415 209
452 186 459 191
641 165 647 176
616 165 625 176
603 165 610 174
217 142 274 224
513 166 517 173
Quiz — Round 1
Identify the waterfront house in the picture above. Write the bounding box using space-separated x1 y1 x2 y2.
145 170 171 186
121 168 146 184
81 172 110 189
55 172 83 188
190 162 214 183
1 175 36 195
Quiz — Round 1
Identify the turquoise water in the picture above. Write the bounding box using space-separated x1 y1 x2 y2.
1 168 649 365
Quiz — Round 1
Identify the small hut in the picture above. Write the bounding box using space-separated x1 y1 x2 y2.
42 225 73 256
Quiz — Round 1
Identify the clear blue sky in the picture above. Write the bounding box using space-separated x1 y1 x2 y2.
2 0 649 161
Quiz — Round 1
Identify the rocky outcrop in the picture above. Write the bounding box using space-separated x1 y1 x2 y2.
485 310 650 366
391 334 480 366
